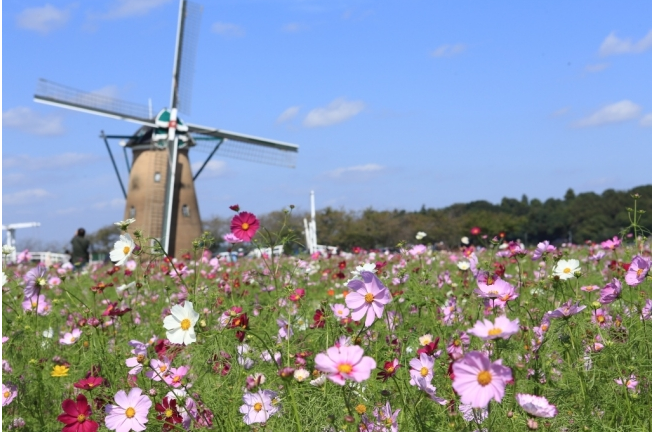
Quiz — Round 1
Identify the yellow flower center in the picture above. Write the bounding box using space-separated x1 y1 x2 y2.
70 337 76 343
488 327 502 336
253 402 263 412
31 301 38 308
37 278 47 287
241 222 250 230
477 370 492 386
337 309 343 315
637 269 643 277
180 318 191 331
364 293 375 303
487 277 495 285
137 354 145 363
173 375 181 383
338 363 353 374
453 339 461 347
386 366 394 373
420 367 429 377
125 407 136 418
165 408 174 418
563 267 571 274
597 315 605 323
541 324 548 332
123 246 130 255
159 364 167 373
385 418 393 427
77 414 86 423
355 404 367 415
3 391 10 398
87 382 95 388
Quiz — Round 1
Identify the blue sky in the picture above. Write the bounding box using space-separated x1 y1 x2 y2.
2 0 651 248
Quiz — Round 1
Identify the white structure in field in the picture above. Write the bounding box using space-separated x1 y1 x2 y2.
303 191 318 254
2 222 41 263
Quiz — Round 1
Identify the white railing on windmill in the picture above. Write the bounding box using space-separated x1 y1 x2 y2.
2 222 41 263
33 0 299 259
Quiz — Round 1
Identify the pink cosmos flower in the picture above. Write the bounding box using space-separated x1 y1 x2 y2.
600 236 621 250
239 389 279 425
104 388 152 432
409 353 434 386
642 299 652 321
330 303 350 319
515 393 558 418
146 357 172 382
230 212 260 242
21 294 51 315
531 241 556 260
615 375 638 391
625 255 651 287
164 366 189 388
547 299 586 319
591 308 612 328
467 315 520 340
345 271 392 327
24 265 47 298
474 277 514 299
447 332 470 360
2 383 17 406
59 328 82 345
598 278 622 304
223 233 244 244
126 340 148 375
276 318 293 341
581 285 600 292
451 351 513 408
314 344 377 386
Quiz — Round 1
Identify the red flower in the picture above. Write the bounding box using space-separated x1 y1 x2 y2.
229 204 240 212
312 309 325 328
376 359 401 382
338 260 347 270
74 376 104 390
470 227 482 236
417 338 440 356
57 394 99 432
289 288 305 302
101 302 118 317
228 313 249 330
156 397 183 431
230 211 260 242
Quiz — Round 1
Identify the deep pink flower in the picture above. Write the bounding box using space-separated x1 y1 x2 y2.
74 376 105 390
451 351 512 408
345 271 392 327
230 212 260 242
625 255 651 287
315 344 377 386
600 236 621 250
516 393 557 418
104 388 152 432
598 278 622 304
58 394 99 432
467 315 520 340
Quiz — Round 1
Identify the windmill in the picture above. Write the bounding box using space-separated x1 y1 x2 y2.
33 0 298 258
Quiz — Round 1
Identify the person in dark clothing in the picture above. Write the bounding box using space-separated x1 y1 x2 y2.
71 228 90 271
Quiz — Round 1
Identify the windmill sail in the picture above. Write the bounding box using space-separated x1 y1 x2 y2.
170 0 203 115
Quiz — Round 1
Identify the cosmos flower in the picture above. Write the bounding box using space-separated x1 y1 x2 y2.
625 255 651 287
59 328 82 345
467 315 520 340
515 393 558 418
222 233 244 244
114 218 136 231
110 233 136 267
57 394 99 432
164 366 189 388
531 241 556 260
239 389 280 425
547 299 586 319
315 344 376 386
345 271 392 327
230 212 260 242
376 359 400 382
553 259 580 280
21 294 51 315
2 383 17 406
474 277 514 299
163 301 200 345
104 388 152 432
600 236 621 250
409 353 434 386
24 265 48 298
415 231 427 240
155 397 182 432
614 375 638 391
598 278 622 304
146 357 172 382
74 377 104 391
451 351 512 408
331 303 350 319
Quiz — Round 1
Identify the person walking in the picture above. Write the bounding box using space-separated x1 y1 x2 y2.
70 228 90 271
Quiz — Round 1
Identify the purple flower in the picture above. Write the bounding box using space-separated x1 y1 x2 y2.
547 299 586 319
24 265 47 298
531 241 556 260
345 271 392 327
239 389 279 425
222 233 244 244
104 388 152 432
625 255 651 287
598 278 622 304
515 393 558 418
372 401 401 431
641 299 652 321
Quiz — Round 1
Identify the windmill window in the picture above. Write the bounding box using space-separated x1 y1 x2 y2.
182 205 190 217
154 172 161 183
129 206 136 218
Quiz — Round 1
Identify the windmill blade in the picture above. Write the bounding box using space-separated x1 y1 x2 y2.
34 79 155 127
192 134 298 168
170 0 203 115
187 123 299 152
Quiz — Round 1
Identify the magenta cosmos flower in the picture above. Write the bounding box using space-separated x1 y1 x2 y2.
345 271 392 327
515 393 558 418
230 212 260 242
598 278 622 304
58 394 99 432
468 315 520 340
547 299 586 319
625 255 651 287
105 388 152 432
315 344 377 386
452 351 512 408
239 389 279 425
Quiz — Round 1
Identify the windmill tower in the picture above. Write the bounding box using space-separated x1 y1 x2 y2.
33 0 298 258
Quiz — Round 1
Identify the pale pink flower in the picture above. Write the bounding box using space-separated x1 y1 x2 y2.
345 271 392 327
625 255 651 287
164 366 189 388
409 353 434 386
146 357 172 382
598 278 621 304
314 344 376 386
21 294 51 315
516 393 558 418
451 351 512 408
223 233 244 244
474 277 514 299
59 328 82 345
2 383 17 406
239 389 279 425
615 374 638 391
330 303 350 319
467 315 520 340
104 388 152 432
600 236 621 250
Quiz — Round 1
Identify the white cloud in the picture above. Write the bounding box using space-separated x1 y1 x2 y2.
17 4 70 34
574 100 641 127
585 63 609 73
303 98 365 128
99 0 173 19
282 22 306 33
3 107 65 135
551 107 570 118
3 153 101 170
92 198 126 210
325 163 384 179
599 30 652 56
276 106 300 124
211 22 245 37
191 160 227 178
431 43 466 58
640 113 652 128
3 189 53 206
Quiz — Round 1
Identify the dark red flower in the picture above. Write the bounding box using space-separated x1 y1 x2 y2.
312 309 325 328
74 376 104 390
229 204 240 212
91 282 113 294
338 260 347 270
155 397 183 431
417 338 440 356
376 359 401 382
57 394 99 432
228 313 249 330
493 262 506 278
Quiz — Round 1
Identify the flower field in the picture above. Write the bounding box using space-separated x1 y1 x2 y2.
1 204 651 432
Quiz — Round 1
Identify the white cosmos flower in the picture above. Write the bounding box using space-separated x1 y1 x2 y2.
163 301 200 345
457 261 470 271
2 245 16 255
116 281 136 294
460 237 470 245
110 233 135 266
294 368 310 382
415 231 427 240
1 272 7 288
114 218 136 231
553 259 580 280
